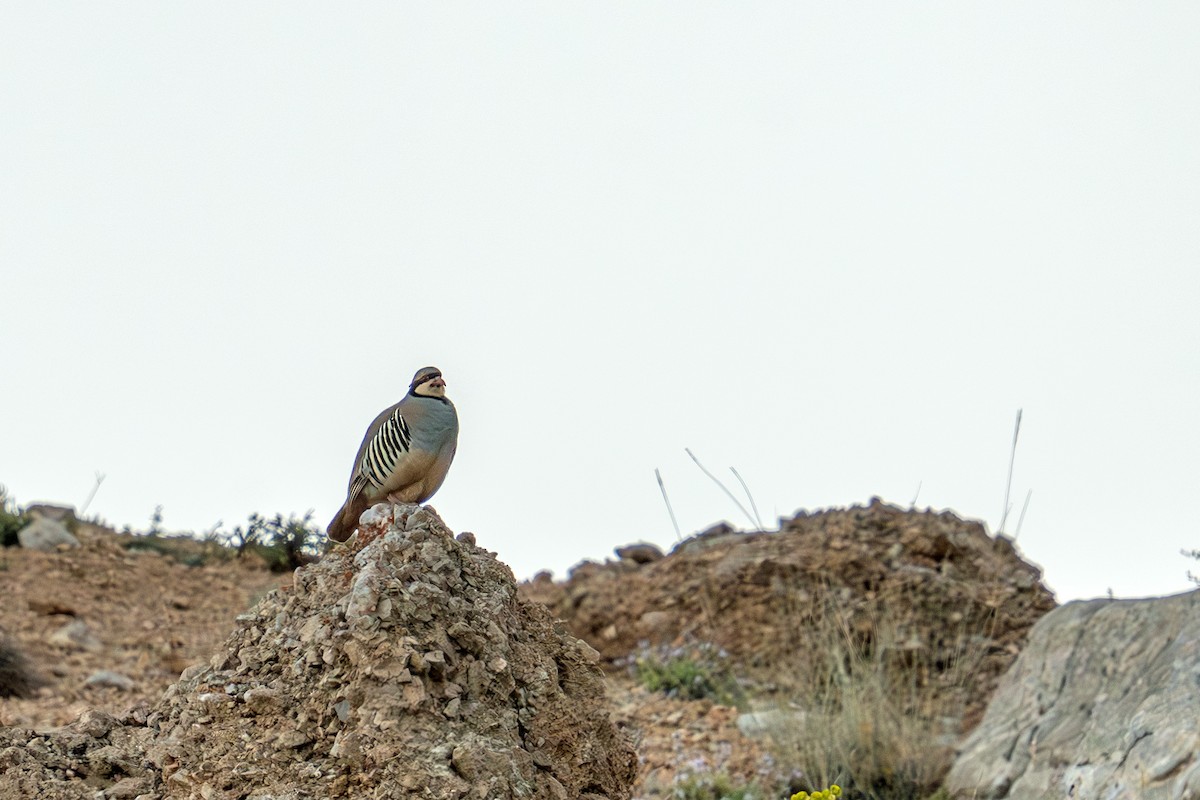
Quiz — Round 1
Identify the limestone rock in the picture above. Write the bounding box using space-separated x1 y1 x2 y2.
945 589 1200 800
144 502 636 799
85 671 136 691
48 619 102 652
17 516 79 551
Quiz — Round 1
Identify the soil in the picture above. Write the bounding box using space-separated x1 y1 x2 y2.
0 524 281 730
0 498 1058 799
521 498 1058 778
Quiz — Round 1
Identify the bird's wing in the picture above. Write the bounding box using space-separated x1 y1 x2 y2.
346 399 416 501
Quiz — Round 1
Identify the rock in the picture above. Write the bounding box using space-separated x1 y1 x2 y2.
143 502 637 799
17 516 80 551
24 503 77 523
76 709 118 738
0 712 155 799
85 671 136 691
670 521 740 556
568 560 604 581
638 610 672 633
242 687 280 713
615 542 664 564
48 619 102 652
0 636 43 698
735 706 806 737
103 776 151 799
945 590 1200 800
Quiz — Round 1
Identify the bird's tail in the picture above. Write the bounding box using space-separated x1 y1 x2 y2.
326 496 369 543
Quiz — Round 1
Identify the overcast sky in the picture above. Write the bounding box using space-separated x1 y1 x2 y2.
3 3 1198 603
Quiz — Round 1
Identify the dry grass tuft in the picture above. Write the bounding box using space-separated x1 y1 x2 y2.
764 586 991 800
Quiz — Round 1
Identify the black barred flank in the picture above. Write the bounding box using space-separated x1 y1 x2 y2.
361 409 413 488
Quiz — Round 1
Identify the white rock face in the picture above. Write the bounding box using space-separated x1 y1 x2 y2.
946 590 1200 800
17 516 79 551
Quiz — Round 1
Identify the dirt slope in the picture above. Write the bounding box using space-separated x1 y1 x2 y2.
0 524 279 729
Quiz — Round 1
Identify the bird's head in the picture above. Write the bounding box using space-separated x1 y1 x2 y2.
410 366 448 398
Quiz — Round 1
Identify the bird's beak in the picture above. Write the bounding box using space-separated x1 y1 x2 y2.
431 377 446 389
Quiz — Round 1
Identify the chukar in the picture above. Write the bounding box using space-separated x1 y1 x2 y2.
326 366 459 542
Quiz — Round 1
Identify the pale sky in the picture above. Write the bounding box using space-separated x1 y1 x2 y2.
3 3 1198 603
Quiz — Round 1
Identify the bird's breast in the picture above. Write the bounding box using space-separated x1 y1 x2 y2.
410 401 458 451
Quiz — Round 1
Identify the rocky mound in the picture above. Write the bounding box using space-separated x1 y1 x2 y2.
522 498 1057 733
946 589 1200 800
1 504 637 800
0 707 157 799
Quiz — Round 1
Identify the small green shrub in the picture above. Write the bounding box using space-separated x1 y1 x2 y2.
0 485 28 547
229 511 323 572
148 504 164 536
118 510 324 571
631 642 743 706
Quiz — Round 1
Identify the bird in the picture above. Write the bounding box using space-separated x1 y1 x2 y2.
326 366 459 542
